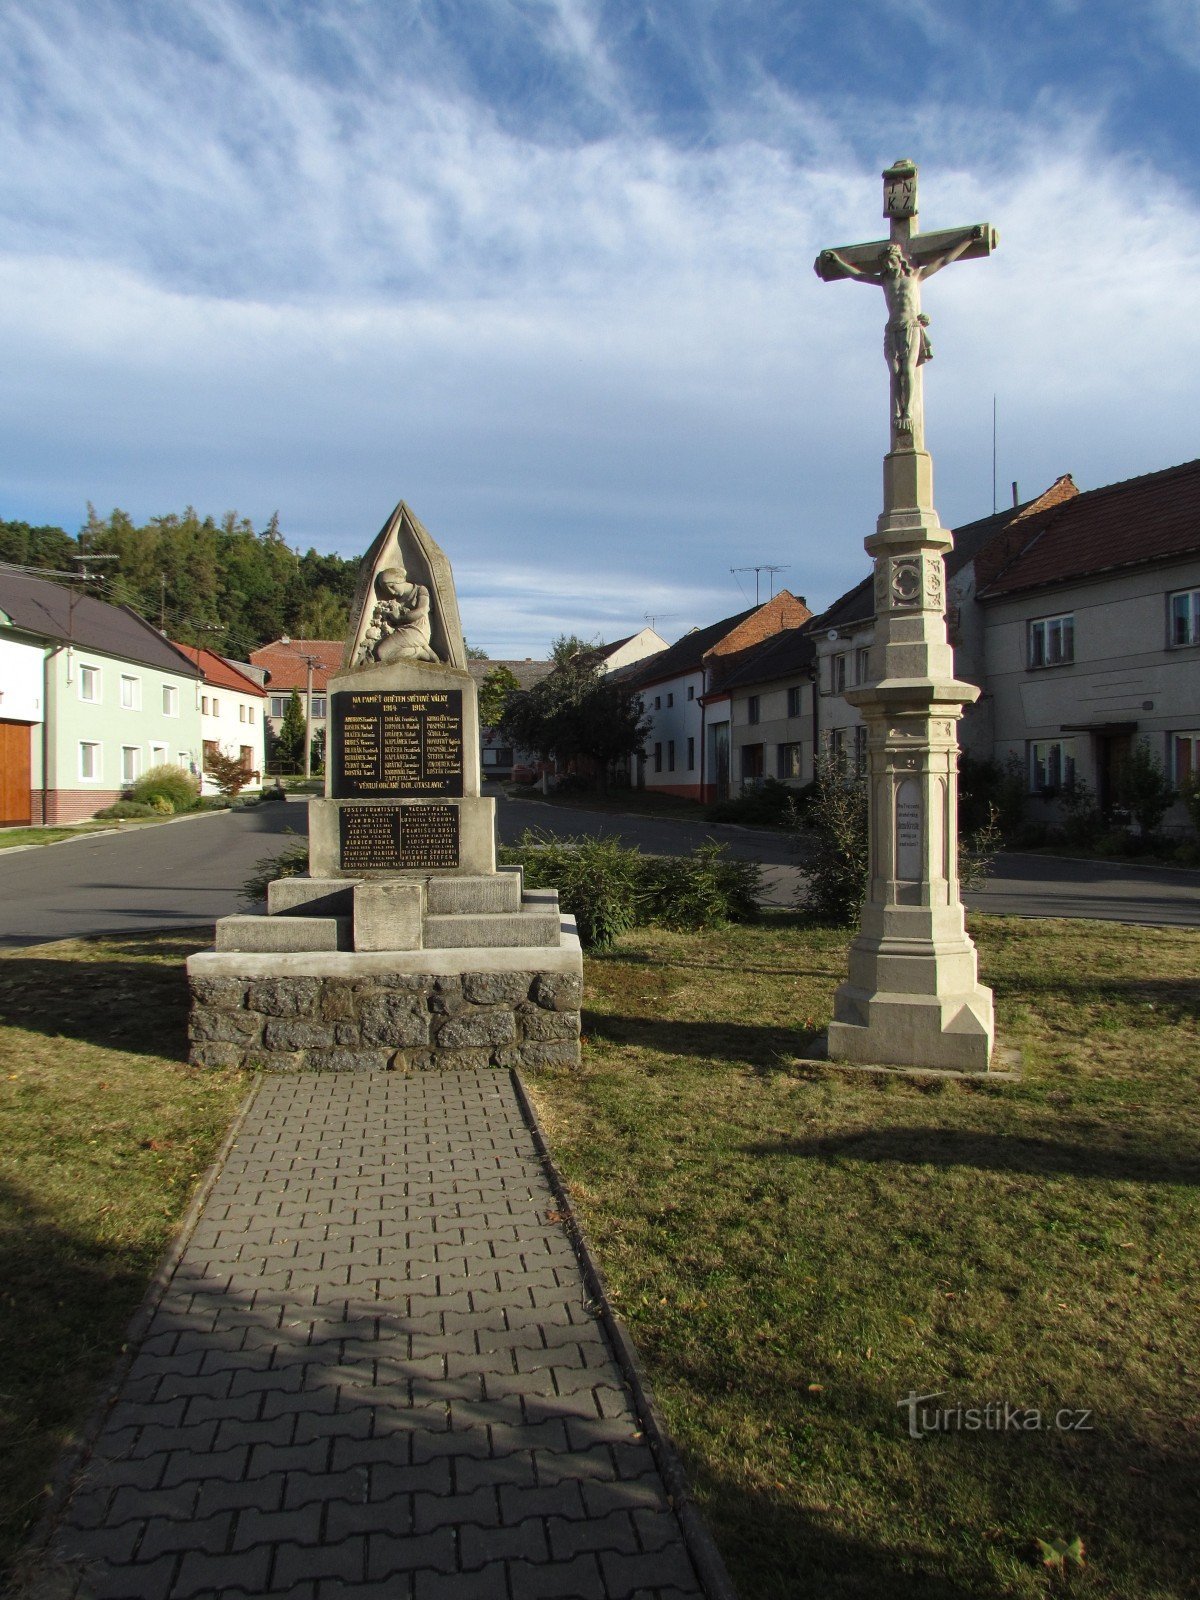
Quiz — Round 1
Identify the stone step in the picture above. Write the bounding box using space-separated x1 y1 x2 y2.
215 915 350 953
267 877 356 918
424 874 523 915
423 906 562 949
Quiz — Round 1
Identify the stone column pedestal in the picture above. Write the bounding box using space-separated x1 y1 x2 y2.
826 449 995 1073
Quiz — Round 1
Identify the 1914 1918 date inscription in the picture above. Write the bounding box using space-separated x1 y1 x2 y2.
339 804 460 872
332 689 464 799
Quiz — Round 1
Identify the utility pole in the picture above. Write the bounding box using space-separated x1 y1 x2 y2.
730 565 788 604
300 653 320 780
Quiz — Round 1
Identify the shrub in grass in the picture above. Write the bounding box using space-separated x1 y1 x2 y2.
798 754 869 926
707 777 802 826
129 763 200 814
240 836 309 904
500 831 643 948
641 842 761 930
94 799 157 819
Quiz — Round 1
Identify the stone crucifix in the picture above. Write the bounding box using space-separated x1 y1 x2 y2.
814 159 996 453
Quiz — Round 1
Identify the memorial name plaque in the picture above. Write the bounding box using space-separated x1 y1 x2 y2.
399 804 460 869
332 689 464 799
340 805 403 872
895 779 922 881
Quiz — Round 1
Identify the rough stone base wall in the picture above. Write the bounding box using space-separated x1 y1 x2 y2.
189 968 582 1072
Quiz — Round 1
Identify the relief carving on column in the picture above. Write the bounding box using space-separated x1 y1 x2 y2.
890 556 922 609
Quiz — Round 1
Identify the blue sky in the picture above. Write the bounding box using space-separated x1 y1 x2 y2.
2 0 1199 655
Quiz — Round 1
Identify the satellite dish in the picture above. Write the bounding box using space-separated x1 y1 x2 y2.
827 629 839 641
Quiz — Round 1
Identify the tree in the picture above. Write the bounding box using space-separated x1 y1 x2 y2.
549 632 598 666
297 591 349 639
272 690 307 770
479 664 520 727
1116 741 1175 837
465 640 489 660
204 746 254 797
501 660 649 791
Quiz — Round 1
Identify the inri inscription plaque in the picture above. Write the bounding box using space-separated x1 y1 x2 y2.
332 689 464 799
338 804 460 872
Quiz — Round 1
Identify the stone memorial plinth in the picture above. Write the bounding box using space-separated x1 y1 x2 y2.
187 502 583 1072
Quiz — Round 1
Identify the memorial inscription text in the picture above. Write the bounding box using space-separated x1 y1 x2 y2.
338 803 461 872
333 690 464 799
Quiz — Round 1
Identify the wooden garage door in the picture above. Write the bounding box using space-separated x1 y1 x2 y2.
0 720 32 827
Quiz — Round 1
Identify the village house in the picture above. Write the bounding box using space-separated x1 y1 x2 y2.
623 592 811 801
720 626 818 790
249 637 342 770
0 565 202 824
172 644 267 794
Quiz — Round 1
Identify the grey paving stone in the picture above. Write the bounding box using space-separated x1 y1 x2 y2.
51 1072 711 1600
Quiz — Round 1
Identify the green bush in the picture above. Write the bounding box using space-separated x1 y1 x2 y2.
1116 741 1175 838
129 763 200 813
500 832 643 949
959 751 1025 839
1060 777 1103 850
1181 777 1200 840
94 799 157 819
707 777 802 826
500 830 761 948
240 835 309 904
798 755 869 926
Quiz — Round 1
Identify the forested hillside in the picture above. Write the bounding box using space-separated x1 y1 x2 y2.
0 507 360 660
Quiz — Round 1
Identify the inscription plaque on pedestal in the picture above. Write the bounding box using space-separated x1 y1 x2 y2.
895 779 922 881
338 803 461 872
332 689 464 799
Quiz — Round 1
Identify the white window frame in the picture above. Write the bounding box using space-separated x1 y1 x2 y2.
1170 730 1200 784
269 696 289 719
79 740 102 781
310 694 326 718
150 743 168 766
211 696 220 716
1029 738 1076 793
856 646 871 685
121 745 141 785
1028 612 1074 669
78 664 101 703
162 683 178 717
120 674 140 711
1169 588 1200 648
832 654 847 694
248 704 255 725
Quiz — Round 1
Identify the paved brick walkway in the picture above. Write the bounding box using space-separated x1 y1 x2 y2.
51 1072 707 1600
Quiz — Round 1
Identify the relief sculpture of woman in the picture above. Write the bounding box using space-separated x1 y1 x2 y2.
358 565 442 665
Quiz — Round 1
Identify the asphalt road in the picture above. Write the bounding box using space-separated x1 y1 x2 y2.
0 794 1195 949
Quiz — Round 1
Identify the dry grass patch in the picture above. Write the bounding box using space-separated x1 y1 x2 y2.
0 932 247 1577
528 914 1200 1600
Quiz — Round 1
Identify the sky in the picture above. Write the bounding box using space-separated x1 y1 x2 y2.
2 0 1199 657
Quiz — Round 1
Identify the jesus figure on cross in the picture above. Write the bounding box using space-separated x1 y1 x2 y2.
818 228 987 440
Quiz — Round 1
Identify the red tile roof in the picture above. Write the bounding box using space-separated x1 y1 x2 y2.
172 643 266 696
977 459 1200 599
249 638 343 691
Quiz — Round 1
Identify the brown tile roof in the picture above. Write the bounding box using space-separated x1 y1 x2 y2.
466 658 553 692
172 644 266 696
713 626 817 693
977 459 1200 599
249 638 343 691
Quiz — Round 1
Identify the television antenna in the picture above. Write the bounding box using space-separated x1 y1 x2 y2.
731 564 788 604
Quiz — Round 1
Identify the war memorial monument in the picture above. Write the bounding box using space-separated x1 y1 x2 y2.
815 159 999 1073
186 503 583 1070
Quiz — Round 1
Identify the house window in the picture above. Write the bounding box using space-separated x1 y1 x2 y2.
120 674 140 710
79 741 101 780
741 744 764 782
1170 731 1200 783
1170 589 1200 647
150 743 168 765
667 693 674 707
747 696 760 726
778 743 803 780
162 684 178 716
178 751 192 770
248 705 255 725
654 742 663 773
270 696 289 719
854 724 868 775
201 695 210 715
856 647 870 685
668 740 675 772
79 665 100 703
828 727 846 762
832 654 847 693
211 696 220 716
787 685 802 718
240 745 254 772
1029 738 1076 792
687 736 695 770
1028 613 1074 668
239 704 247 723
121 746 140 784
311 695 327 718
687 685 695 701
654 696 661 711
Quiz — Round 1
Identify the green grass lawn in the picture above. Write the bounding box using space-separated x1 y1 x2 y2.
0 934 247 1575
528 914 1200 1600
0 916 1196 1597
0 824 122 849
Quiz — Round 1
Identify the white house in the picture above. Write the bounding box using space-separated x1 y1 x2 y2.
172 644 267 794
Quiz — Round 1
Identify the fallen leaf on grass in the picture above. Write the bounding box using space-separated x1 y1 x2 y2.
1035 1535 1085 1572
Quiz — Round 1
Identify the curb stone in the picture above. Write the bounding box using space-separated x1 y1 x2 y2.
511 1069 740 1600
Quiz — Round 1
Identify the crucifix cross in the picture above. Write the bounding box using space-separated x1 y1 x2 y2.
815 159 996 453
